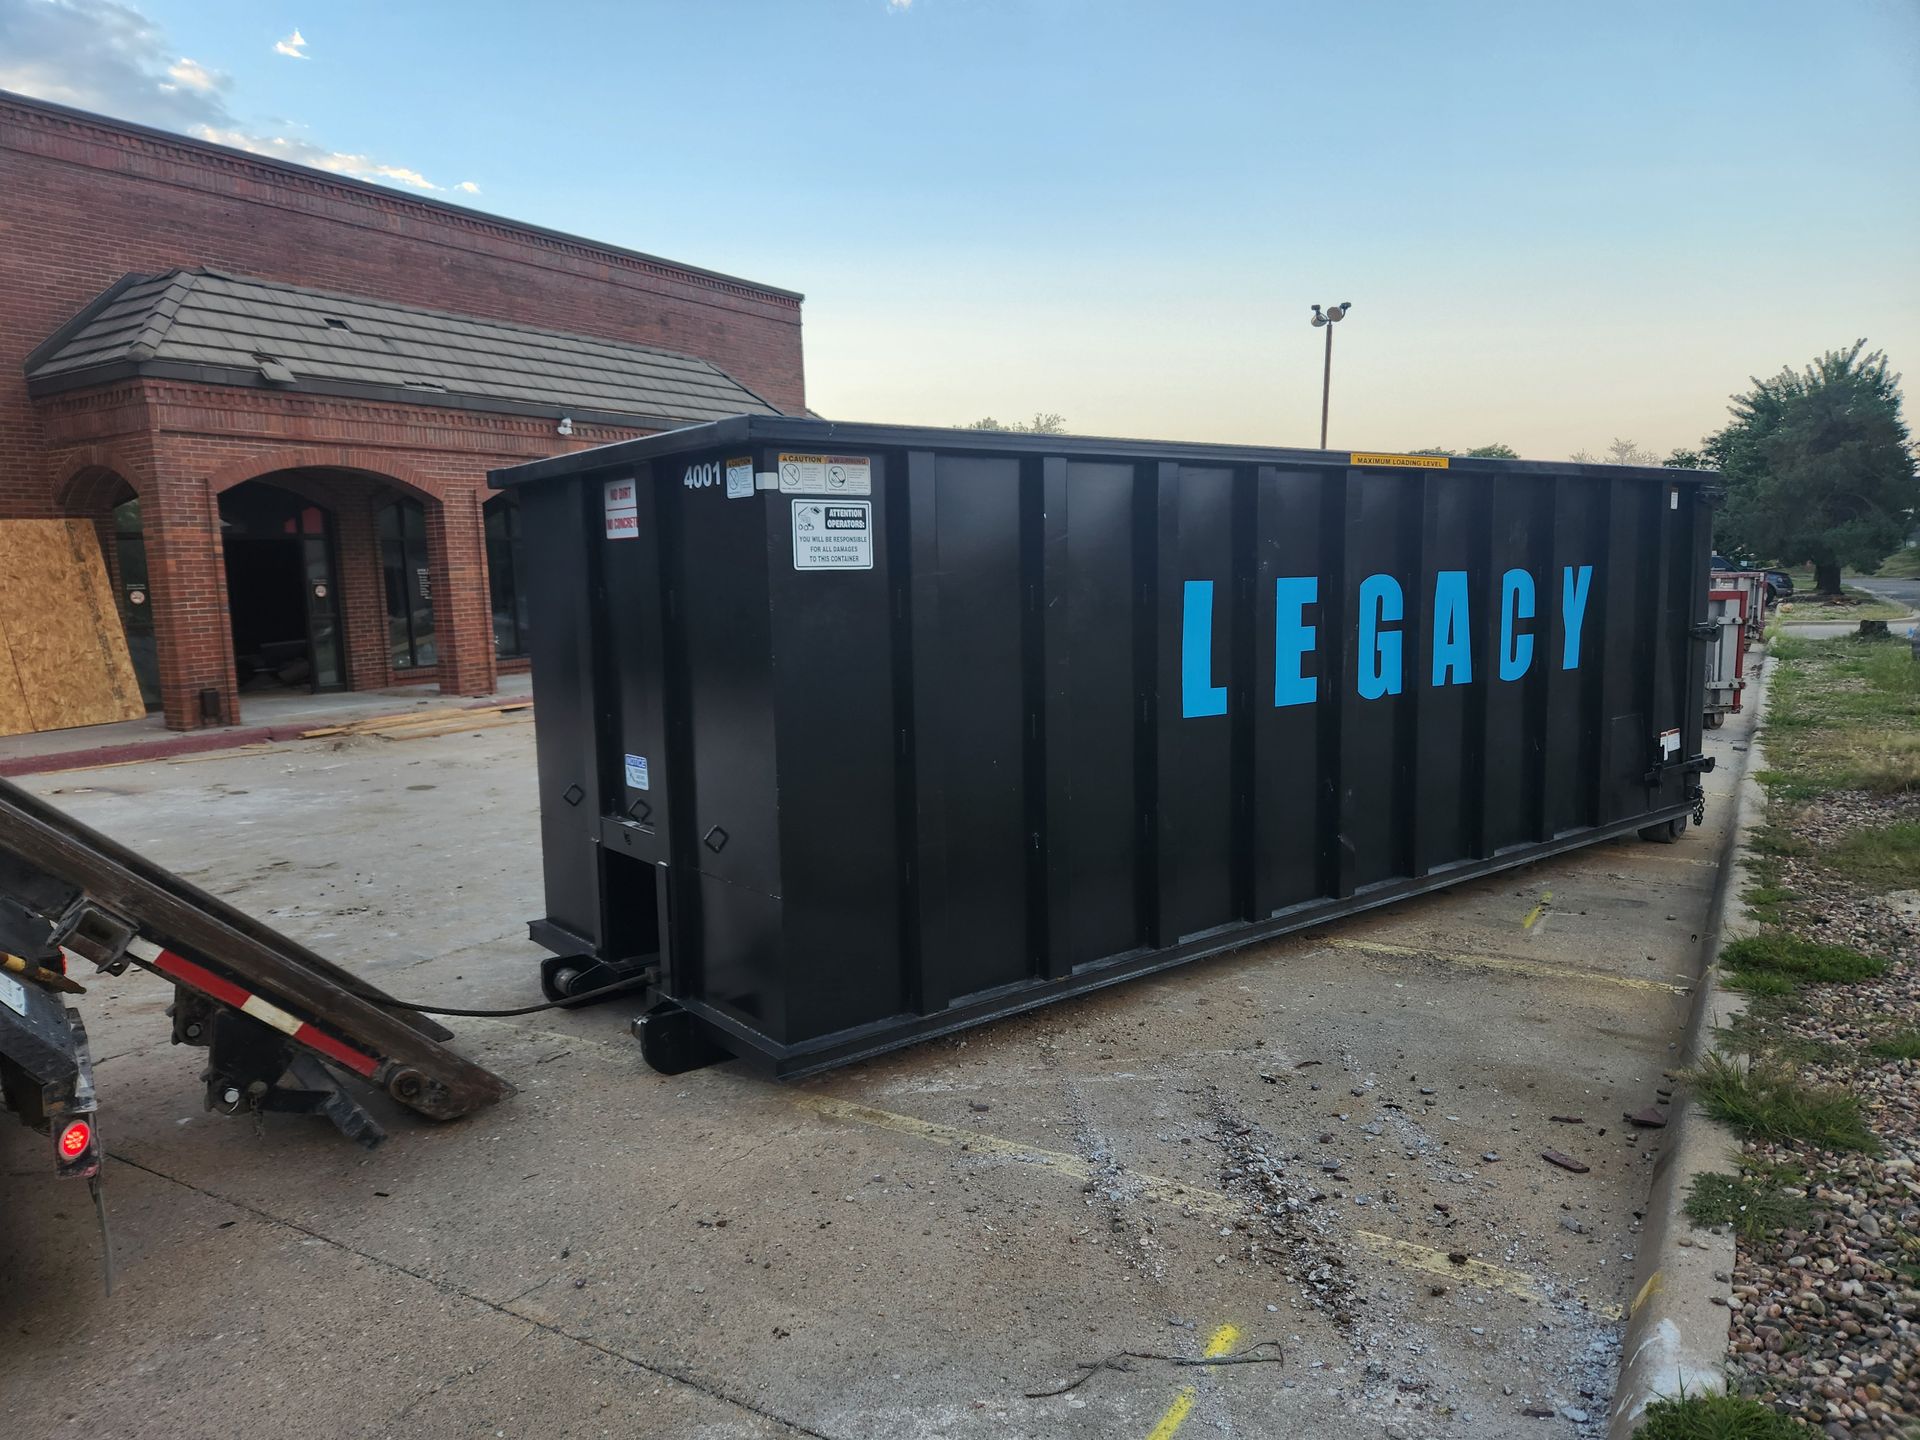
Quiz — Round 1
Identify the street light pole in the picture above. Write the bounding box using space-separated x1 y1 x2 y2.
1309 302 1352 449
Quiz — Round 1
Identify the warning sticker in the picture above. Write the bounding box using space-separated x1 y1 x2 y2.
1659 727 1681 758
0 971 25 1016
624 753 650 790
725 458 754 500
778 453 872 496
1350 452 1449 470
792 500 873 570
604 476 639 539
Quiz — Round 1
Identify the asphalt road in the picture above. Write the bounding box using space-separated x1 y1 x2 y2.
1780 573 1919 639
1852 573 1920 611
1 709 1752 1439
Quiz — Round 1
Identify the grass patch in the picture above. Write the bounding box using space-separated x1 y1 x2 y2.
1741 883 1797 925
1718 931 1886 985
1759 635 1920 799
1868 1031 1920 1060
1874 549 1920 579
1687 1052 1879 1152
1683 1171 1812 1243
1746 823 1813 860
1776 591 1908 625
1631 1390 1805 1439
1721 970 1797 997
1820 821 1920 890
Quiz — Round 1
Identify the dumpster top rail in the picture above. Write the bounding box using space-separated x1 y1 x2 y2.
489 414 1716 490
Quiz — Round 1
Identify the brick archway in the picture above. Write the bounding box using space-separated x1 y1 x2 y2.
200 459 496 721
54 448 151 513
204 448 443 503
51 453 163 714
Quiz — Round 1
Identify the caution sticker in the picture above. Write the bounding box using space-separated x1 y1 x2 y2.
778 453 872 496
725 458 754 500
792 500 873 570
1350 452 1449 470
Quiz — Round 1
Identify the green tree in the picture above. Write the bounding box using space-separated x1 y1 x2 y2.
1663 447 1705 469
1707 341 1917 594
964 412 1067 434
1409 444 1516 459
1571 439 1659 466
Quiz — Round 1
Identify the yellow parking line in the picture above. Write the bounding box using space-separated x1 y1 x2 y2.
794 1094 1622 1319
798 1095 1233 1214
1630 1269 1664 1317
1143 1324 1240 1440
1327 936 1687 995
1522 890 1552 930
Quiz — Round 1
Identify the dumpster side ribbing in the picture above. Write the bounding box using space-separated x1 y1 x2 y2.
493 418 1715 1077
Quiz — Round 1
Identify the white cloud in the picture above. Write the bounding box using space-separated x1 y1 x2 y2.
887 0 911 8
194 125 439 190
0 1 472 195
0 0 229 127
273 27 306 59
165 55 218 92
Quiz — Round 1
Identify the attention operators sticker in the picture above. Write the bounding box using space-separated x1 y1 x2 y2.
792 500 873 570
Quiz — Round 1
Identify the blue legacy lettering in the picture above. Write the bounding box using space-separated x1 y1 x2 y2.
1181 579 1227 717
1274 576 1318 706
1358 574 1404 699
1177 563 1597 716
1499 568 1535 682
1562 564 1592 670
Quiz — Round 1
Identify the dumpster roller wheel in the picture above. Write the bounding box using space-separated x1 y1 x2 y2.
632 1001 731 1075
1638 815 1687 844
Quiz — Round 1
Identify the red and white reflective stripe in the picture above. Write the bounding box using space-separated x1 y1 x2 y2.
124 937 380 1078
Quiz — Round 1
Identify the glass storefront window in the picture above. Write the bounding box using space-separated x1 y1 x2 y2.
378 498 437 669
484 493 530 659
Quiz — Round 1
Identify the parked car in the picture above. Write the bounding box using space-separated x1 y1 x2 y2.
1710 554 1793 604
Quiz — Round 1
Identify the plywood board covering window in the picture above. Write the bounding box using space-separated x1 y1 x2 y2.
0 519 147 735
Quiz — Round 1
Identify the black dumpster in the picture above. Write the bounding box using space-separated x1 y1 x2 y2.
490 418 1714 1077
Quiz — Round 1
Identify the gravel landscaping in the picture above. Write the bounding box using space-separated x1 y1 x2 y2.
1695 637 1920 1437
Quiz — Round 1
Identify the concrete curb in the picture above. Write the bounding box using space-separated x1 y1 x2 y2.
0 694 524 778
1607 654 1776 1438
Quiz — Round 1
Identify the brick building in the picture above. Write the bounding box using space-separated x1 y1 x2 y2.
0 90 804 730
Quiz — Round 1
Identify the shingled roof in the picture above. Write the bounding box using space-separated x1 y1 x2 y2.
25 269 783 426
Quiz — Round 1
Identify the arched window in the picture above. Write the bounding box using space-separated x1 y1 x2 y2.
377 498 436 669
484 492 530 659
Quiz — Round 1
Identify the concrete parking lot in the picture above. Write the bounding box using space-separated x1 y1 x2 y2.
1 706 1752 1439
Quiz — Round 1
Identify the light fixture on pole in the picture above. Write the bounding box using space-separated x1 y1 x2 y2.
1309 302 1351 449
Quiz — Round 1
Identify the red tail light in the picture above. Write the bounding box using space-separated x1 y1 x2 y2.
58 1119 93 1158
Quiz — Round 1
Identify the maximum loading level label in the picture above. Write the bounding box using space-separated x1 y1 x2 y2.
778 452 871 496
792 500 872 571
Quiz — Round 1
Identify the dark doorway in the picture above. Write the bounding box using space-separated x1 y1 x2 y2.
218 481 345 692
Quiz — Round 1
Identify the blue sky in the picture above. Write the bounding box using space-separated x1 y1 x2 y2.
5 0 1917 456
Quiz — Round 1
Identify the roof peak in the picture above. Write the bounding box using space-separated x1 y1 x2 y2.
27 267 783 427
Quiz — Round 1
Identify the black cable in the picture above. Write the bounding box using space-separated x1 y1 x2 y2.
350 972 655 1018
